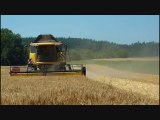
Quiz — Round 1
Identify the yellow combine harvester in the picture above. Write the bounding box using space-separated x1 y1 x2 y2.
9 34 86 76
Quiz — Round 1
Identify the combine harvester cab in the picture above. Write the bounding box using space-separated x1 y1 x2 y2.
9 34 86 76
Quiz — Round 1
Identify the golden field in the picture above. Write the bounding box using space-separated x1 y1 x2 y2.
1 66 159 105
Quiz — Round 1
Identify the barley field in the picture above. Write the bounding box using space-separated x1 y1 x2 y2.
1 66 159 105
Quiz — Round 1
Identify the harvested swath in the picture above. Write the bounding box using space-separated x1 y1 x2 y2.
86 64 159 84
1 67 158 105
86 64 159 101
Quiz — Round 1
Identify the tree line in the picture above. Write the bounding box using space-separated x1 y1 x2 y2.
1 28 27 65
1 28 159 65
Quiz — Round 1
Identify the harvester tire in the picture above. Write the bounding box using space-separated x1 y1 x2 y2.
82 67 86 76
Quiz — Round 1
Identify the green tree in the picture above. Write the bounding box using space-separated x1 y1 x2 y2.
1 28 27 65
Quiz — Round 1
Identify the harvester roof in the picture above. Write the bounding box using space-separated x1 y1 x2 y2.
34 34 58 43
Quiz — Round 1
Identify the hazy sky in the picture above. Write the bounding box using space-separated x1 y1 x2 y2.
1 15 159 44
